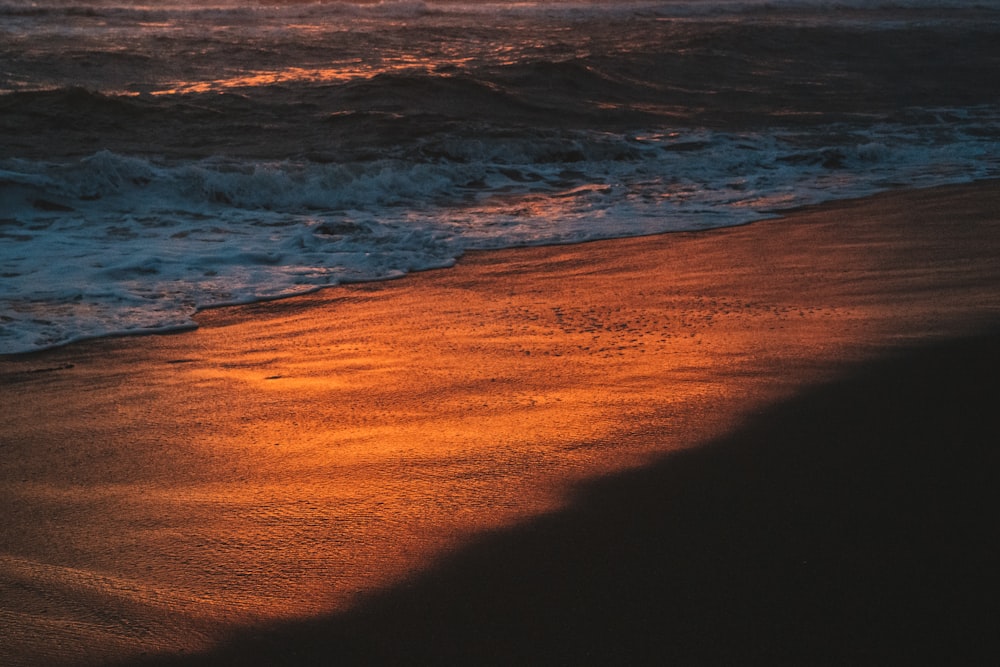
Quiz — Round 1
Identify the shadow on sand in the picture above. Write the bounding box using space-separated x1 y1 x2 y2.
130 332 999 666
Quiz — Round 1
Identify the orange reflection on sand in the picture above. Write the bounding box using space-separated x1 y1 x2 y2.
6 182 1000 665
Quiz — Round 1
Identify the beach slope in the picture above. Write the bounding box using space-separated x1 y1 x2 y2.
2 181 999 665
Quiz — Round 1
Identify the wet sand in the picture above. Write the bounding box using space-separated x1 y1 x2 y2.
2 181 999 665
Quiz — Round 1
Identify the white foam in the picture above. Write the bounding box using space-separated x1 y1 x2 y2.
3 111 1000 354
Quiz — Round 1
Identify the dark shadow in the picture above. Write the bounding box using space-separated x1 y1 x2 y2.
128 333 1000 666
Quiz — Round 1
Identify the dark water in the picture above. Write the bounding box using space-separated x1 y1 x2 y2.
2 0 999 352
4 1 1000 158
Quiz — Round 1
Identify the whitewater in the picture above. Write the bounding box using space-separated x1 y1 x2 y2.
2 0 999 353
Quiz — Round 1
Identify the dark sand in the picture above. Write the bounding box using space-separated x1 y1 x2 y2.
2 181 999 665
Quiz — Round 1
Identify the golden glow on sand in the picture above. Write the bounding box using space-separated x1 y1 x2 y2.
2 183 999 665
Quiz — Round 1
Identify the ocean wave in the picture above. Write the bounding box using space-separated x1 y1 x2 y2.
2 109 998 354
3 0 995 23
6 110 991 216
7 10 998 131
2 0 998 353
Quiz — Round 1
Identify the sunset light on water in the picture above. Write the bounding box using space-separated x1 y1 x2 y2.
4 0 999 353
2 1 1000 664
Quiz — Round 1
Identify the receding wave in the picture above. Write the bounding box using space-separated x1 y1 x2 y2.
3 106 998 353
2 0 998 353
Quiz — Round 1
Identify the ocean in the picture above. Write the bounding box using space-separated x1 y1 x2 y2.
2 0 998 354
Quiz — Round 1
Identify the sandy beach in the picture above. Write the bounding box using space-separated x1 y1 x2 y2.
2 181 999 665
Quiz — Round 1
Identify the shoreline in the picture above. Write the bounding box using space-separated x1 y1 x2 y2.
0 179 987 361
2 180 1000 665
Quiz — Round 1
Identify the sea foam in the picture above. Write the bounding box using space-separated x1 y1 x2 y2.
2 115 998 354
2 0 999 353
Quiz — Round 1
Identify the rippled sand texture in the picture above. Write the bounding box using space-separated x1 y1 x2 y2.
2 182 1000 665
